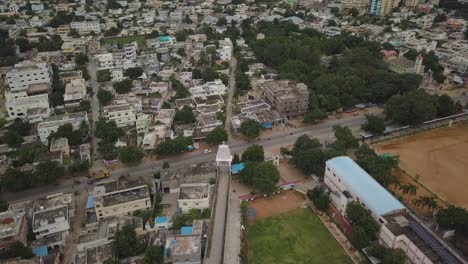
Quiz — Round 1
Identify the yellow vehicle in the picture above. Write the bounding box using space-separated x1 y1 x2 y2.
94 170 109 180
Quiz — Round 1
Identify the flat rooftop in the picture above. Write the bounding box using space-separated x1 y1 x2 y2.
0 210 25 239
104 104 133 112
166 235 201 256
94 179 150 207
39 111 87 124
179 183 209 200
161 161 216 181
384 211 463 264
33 205 68 230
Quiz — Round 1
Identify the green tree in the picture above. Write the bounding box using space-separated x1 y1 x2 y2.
346 201 380 249
75 54 89 66
307 187 330 211
206 126 228 145
437 94 461 117
412 195 439 212
355 145 398 187
217 17 227 26
119 146 144 165
124 67 144 80
142 245 164 264
239 162 279 193
174 106 195 125
175 30 187 42
97 69 112 82
202 67 219 82
0 199 8 212
241 144 264 162
240 120 262 138
112 225 145 259
333 125 359 150
361 115 385 135
303 108 327 124
385 90 438 125
436 206 468 230
97 89 114 105
154 137 193 156
113 79 133 94
162 161 170 169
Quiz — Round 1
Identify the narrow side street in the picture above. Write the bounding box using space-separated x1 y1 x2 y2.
225 56 237 141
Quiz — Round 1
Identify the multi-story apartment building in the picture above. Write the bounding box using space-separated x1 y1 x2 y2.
260 80 309 118
6 61 52 92
94 53 115 70
5 92 50 122
124 42 138 61
178 183 210 213
0 210 28 250
369 0 393 16
93 179 151 220
103 104 137 128
70 21 101 34
189 79 227 97
449 55 468 74
32 193 74 247
37 112 88 143
64 78 87 107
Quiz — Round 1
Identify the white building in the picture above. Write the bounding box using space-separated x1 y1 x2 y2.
103 104 137 128
94 53 115 70
6 61 52 92
5 92 50 123
70 20 101 33
93 179 151 220
64 78 87 107
37 112 88 143
217 38 233 61
124 41 138 61
178 183 210 213
189 79 227 97
324 156 405 221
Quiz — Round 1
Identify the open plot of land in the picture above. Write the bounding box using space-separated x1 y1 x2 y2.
247 191 305 218
102 35 147 47
246 208 353 264
373 123 468 208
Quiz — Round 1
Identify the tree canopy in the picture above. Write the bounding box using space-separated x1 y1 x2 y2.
239 161 279 193
355 145 398 187
240 120 262 138
206 126 228 145
241 144 265 163
124 67 144 80
174 106 195 125
346 201 380 249
154 136 193 156
113 79 133 94
307 187 330 211
361 115 385 135
97 69 112 82
112 224 145 259
119 146 145 165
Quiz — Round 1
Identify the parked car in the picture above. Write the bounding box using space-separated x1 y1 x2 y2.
203 149 212 154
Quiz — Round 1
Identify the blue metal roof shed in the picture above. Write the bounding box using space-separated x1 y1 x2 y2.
231 163 245 174
326 156 405 217
32 245 48 257
155 216 168 224
86 195 94 210
181 226 193 235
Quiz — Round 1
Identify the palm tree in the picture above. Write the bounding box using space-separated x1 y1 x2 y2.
399 183 418 198
412 195 439 212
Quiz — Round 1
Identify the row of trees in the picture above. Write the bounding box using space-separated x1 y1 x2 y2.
1 161 65 191
154 136 193 156
346 201 380 249
355 145 399 187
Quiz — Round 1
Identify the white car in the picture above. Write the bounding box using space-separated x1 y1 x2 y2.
203 149 212 154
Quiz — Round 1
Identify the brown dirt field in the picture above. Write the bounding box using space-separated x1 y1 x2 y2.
373 123 468 208
247 191 306 219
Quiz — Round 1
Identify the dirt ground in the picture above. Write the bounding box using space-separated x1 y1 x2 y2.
247 191 306 219
373 123 468 208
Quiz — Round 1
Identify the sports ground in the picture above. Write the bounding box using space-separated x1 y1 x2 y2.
246 192 352 264
373 123 468 208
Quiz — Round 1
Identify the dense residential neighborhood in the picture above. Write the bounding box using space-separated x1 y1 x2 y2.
0 0 467 263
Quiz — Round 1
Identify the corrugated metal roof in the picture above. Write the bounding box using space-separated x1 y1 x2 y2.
326 156 405 217
86 195 94 209
32 245 48 257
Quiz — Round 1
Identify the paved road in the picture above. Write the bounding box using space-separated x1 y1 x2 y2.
205 169 230 264
2 112 373 203
86 60 101 160
225 56 237 140
224 183 241 264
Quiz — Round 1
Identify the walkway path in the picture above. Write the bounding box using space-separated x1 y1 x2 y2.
205 169 230 264
224 183 241 264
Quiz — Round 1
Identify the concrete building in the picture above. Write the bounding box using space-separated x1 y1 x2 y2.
369 0 393 16
324 156 406 220
449 55 468 74
189 80 227 97
50 137 70 157
94 53 115 70
379 210 464 264
160 161 217 193
64 78 87 107
217 38 233 61
123 42 138 61
6 61 52 92
32 193 74 247
103 104 137 128
5 92 50 123
93 179 151 220
37 112 88 143
155 109 176 126
0 210 28 250
381 50 425 75
70 21 101 34
260 80 309 118
178 183 210 213
164 235 202 264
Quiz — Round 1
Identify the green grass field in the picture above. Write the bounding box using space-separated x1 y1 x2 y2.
102 35 147 47
246 208 352 264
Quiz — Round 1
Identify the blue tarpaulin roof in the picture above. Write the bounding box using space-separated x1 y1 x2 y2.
159 36 170 42
155 216 168 224
32 246 48 257
181 226 193 235
86 195 94 209
326 156 405 217
231 163 245 174
262 123 272 129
